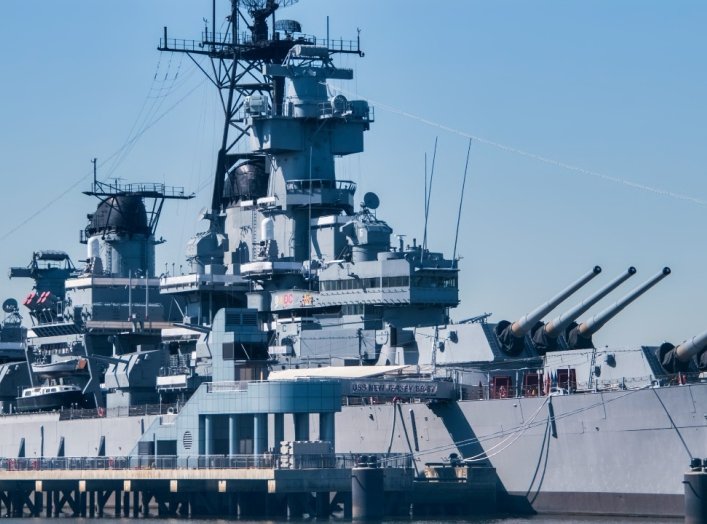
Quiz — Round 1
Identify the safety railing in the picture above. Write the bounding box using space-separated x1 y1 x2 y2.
56 403 180 421
0 453 412 472
454 372 704 401
90 180 187 198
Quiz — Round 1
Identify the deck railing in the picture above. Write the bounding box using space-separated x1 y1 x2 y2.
0 453 412 472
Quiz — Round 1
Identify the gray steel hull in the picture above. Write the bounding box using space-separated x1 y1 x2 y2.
0 383 701 517
0 412 160 457
335 383 707 517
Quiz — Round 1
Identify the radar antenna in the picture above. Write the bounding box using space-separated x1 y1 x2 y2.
242 1 300 42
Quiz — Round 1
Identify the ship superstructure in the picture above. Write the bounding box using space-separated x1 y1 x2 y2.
8 179 193 412
156 1 459 375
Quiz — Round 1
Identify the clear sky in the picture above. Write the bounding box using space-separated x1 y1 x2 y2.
1 1 706 348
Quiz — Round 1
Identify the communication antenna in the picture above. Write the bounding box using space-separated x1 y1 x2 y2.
452 139 472 265
422 137 438 252
2 298 18 313
362 192 380 210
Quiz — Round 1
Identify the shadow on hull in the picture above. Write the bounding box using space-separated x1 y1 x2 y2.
429 401 537 515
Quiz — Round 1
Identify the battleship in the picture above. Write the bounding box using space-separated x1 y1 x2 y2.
0 0 705 519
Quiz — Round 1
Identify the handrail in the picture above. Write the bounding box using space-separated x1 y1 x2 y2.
0 452 412 471
0 403 181 420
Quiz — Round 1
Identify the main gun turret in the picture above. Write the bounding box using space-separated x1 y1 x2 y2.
659 328 707 374
495 266 602 355
532 267 637 354
565 267 671 350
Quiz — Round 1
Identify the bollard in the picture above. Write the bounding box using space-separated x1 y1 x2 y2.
352 461 384 520
684 458 707 524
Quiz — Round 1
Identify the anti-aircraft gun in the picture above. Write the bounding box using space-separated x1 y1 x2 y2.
495 266 601 355
564 267 671 350
659 328 707 374
531 267 637 354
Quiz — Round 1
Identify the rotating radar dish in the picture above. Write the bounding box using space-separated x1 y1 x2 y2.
274 19 301 33
363 192 380 210
2 298 18 313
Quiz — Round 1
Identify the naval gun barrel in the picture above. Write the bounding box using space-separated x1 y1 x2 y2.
495 266 601 355
531 267 636 353
546 267 637 336
511 266 601 336
567 267 671 349
675 329 707 362
659 328 707 374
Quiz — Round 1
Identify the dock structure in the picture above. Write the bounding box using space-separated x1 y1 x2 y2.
0 455 496 518
0 375 497 518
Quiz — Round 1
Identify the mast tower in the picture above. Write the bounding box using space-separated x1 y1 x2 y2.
158 0 363 220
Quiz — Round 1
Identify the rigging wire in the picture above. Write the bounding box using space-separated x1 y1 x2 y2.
104 53 193 181
0 78 206 242
651 387 694 459
378 386 645 465
102 53 173 180
330 87 707 207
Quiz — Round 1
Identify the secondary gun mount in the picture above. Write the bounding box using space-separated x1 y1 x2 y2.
532 267 637 354
565 267 671 350
659 328 707 374
495 266 601 355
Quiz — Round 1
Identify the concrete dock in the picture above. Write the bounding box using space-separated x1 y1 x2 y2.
0 455 496 518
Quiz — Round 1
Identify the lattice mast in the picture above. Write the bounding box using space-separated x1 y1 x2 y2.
158 0 362 222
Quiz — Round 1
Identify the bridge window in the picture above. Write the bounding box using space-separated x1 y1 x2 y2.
382 276 410 288
342 304 364 315
320 277 381 291
412 276 457 288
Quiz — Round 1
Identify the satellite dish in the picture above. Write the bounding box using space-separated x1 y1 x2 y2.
363 192 380 210
2 298 18 313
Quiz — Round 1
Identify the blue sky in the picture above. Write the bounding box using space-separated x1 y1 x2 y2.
1 1 706 348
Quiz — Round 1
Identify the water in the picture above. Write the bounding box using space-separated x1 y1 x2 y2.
0 517 680 523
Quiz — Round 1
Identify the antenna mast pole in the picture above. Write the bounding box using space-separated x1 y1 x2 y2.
452 139 472 265
422 137 438 252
